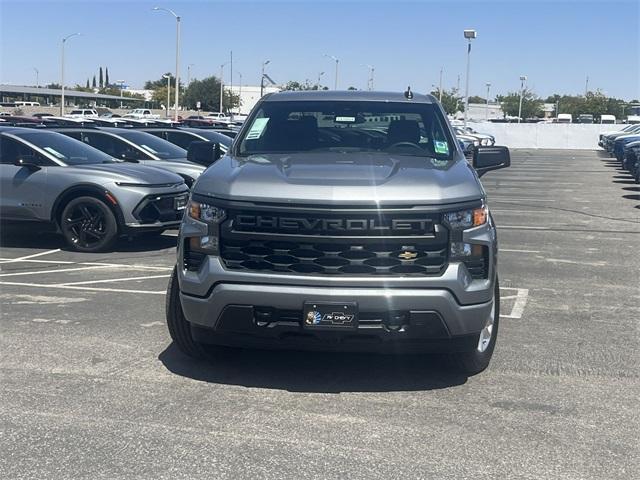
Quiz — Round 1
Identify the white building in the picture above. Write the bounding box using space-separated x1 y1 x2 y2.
225 85 281 114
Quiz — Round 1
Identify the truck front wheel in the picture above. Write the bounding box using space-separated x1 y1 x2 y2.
447 279 500 375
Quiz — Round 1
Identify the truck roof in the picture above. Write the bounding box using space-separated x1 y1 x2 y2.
262 90 437 104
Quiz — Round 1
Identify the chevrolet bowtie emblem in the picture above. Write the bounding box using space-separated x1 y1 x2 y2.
398 251 418 260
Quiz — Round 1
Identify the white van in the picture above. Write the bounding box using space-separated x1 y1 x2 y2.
600 115 616 124
557 113 572 124
13 101 40 107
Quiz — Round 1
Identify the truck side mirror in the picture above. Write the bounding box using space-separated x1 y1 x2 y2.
187 140 222 167
473 146 510 177
14 158 41 171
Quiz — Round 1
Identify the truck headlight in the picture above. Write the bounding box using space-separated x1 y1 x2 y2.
444 205 487 230
186 200 226 254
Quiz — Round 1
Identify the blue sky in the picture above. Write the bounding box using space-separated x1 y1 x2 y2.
1 0 638 100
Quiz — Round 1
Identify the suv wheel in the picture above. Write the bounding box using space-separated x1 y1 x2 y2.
166 266 207 359
447 279 500 375
60 196 118 252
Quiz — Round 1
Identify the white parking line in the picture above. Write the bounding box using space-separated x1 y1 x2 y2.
501 249 541 253
0 249 61 264
0 258 172 271
59 274 171 286
0 265 113 277
0 281 165 295
500 288 529 319
499 226 551 230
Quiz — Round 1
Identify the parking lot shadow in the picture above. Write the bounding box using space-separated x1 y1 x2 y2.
622 194 640 201
0 223 177 253
158 343 468 393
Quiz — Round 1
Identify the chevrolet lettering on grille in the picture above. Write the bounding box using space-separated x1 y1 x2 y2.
234 215 433 233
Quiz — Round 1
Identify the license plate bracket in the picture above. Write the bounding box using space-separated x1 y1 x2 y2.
302 302 358 330
174 195 187 211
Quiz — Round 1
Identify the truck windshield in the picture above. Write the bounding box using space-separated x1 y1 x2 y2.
238 100 454 160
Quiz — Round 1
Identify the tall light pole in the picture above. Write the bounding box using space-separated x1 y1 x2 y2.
117 80 125 108
153 7 181 121
317 71 325 90
585 75 589 96
187 63 195 84
324 54 339 90
219 62 229 113
462 29 476 127
361 64 374 91
34 67 39 88
438 67 443 102
162 73 171 118
260 59 270 97
518 75 527 123
60 32 81 116
485 82 491 121
236 71 242 113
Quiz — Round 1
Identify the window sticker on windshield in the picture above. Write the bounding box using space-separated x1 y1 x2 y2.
140 144 158 154
44 147 65 158
246 118 269 140
434 141 449 155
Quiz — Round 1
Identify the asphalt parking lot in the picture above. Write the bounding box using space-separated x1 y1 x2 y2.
1 149 638 479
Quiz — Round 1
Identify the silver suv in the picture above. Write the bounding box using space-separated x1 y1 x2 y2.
167 91 510 374
0 127 188 252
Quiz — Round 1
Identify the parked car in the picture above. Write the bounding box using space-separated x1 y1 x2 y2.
52 127 206 188
613 134 640 164
32 113 55 119
577 114 594 124
557 113 572 123
453 126 494 146
167 90 511 375
598 124 637 147
66 109 99 118
600 114 616 124
122 108 160 119
139 126 232 154
0 127 188 252
601 125 640 153
622 140 640 173
205 112 230 122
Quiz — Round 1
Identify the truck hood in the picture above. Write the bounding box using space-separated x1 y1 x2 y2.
194 152 484 206
71 162 184 185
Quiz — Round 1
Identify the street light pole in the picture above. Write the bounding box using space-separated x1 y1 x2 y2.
237 72 242 114
462 29 476 127
439 67 443 102
260 60 270 97
34 67 39 88
60 32 81 116
219 62 229 113
518 75 527 124
485 82 491 121
117 80 125 108
324 54 339 90
153 7 181 121
163 74 171 118
317 71 325 90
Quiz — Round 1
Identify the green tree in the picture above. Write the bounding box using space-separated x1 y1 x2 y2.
182 76 239 111
468 95 486 104
99 67 103 88
46 83 62 89
105 67 109 87
430 88 464 115
85 78 90 89
497 89 543 119
92 75 96 88
283 80 326 91
74 83 93 92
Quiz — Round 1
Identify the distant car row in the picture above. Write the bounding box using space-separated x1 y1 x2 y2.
0 118 233 252
449 122 496 158
598 124 640 184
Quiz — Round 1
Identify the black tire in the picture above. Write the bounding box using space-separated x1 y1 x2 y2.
446 279 500 375
166 266 207 360
60 196 118 252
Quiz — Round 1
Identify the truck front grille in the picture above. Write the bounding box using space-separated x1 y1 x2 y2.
219 208 449 277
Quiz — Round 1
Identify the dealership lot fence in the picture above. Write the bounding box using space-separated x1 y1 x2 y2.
473 122 627 149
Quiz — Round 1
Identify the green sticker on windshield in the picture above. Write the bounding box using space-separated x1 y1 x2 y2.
434 141 449 155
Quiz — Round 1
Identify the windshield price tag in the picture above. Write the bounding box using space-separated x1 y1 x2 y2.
246 118 269 140
434 141 449 155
